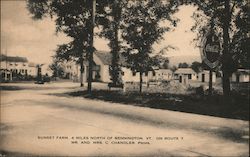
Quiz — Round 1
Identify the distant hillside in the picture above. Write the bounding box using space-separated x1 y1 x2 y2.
168 55 202 66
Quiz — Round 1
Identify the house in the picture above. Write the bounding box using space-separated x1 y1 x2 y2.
65 51 115 83
28 62 38 77
197 70 216 83
65 51 159 83
61 60 80 81
0 54 39 81
0 54 36 81
91 51 113 82
155 69 173 81
231 69 250 83
121 67 156 83
174 68 197 84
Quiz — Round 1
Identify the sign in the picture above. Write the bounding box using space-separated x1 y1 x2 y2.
200 31 221 69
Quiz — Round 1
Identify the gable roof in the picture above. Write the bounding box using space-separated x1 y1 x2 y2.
0 54 28 63
94 51 127 66
94 51 111 65
175 68 196 74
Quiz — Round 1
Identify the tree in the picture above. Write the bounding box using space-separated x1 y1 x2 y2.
178 62 189 68
170 65 178 72
191 61 202 73
151 55 169 69
188 0 250 96
49 59 65 79
96 0 126 86
122 0 177 93
27 0 94 92
55 39 87 87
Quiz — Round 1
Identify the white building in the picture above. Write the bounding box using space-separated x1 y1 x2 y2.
0 54 38 81
65 51 160 83
231 69 250 83
61 60 80 81
155 69 173 81
197 70 216 83
28 62 38 77
174 68 197 84
121 67 156 83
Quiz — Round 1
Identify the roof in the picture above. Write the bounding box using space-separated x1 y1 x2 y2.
28 62 37 67
94 51 127 66
94 51 112 65
235 69 250 75
156 69 172 73
175 68 196 74
0 54 28 63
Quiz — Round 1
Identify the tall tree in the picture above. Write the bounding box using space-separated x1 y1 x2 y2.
96 0 126 86
55 39 87 87
151 55 169 69
49 59 65 79
27 0 94 92
122 0 177 93
189 0 250 96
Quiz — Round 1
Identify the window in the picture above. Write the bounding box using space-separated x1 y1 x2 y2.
188 74 192 79
145 71 148 76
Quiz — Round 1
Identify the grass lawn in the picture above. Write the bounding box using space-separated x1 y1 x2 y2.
66 90 249 121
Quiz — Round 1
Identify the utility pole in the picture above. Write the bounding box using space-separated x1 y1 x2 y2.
208 19 215 96
5 48 8 81
87 0 96 94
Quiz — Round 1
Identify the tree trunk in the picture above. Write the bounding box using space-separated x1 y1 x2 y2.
221 0 231 97
139 71 143 93
79 56 84 87
209 69 213 96
110 0 120 85
87 0 96 94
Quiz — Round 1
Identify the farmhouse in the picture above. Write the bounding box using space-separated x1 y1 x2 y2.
0 54 37 81
66 51 159 83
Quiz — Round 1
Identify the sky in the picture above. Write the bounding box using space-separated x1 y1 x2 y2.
1 1 200 66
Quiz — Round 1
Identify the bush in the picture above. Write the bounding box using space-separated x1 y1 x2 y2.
196 86 204 96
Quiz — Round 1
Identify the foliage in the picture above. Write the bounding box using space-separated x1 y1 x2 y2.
27 0 93 88
121 0 178 92
191 61 202 73
151 55 169 69
178 62 189 68
170 65 178 72
185 0 250 96
96 0 127 85
49 59 65 78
